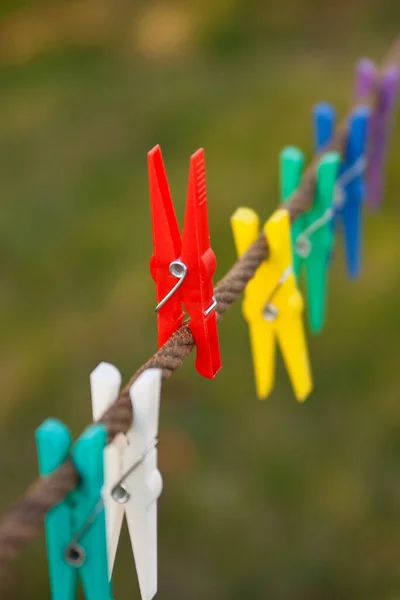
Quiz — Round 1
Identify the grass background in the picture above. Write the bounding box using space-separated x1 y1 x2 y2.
1 1 400 598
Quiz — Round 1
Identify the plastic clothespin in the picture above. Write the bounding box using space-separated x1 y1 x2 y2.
90 362 162 600
148 145 221 379
35 420 111 600
313 102 369 278
281 146 340 333
355 58 400 210
231 207 312 401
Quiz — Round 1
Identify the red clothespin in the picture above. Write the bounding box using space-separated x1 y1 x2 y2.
148 145 221 379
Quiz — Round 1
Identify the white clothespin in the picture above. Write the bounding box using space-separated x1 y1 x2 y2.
90 362 163 600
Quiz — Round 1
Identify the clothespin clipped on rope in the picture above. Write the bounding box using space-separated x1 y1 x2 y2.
313 102 370 278
281 147 340 334
35 420 111 600
355 58 400 210
90 363 162 600
148 145 221 379
231 207 312 401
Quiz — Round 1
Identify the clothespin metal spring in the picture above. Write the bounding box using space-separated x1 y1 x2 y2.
155 258 217 317
64 498 105 567
155 260 188 312
262 265 293 321
110 439 159 504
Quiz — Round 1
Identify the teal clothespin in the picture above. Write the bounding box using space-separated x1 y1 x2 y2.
36 419 112 600
281 146 340 334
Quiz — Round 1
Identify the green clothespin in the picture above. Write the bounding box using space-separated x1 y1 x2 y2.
281 146 340 334
36 419 112 600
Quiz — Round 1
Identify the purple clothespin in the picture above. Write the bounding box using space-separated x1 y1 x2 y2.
355 58 400 210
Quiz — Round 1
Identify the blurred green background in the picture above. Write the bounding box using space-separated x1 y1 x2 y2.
1 1 400 598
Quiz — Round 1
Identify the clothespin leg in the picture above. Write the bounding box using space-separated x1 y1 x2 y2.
275 298 313 402
126 447 162 600
339 194 363 278
248 318 276 399
305 253 329 333
189 314 221 379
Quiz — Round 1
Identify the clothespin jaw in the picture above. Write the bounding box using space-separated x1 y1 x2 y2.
90 364 163 600
355 58 376 98
148 145 221 379
36 420 111 600
313 102 370 278
312 102 336 150
355 58 400 210
281 145 340 333
231 207 312 401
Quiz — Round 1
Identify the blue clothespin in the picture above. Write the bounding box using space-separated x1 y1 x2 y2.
313 102 370 278
36 419 112 600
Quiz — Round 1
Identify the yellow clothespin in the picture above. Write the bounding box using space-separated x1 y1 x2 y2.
231 207 312 401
